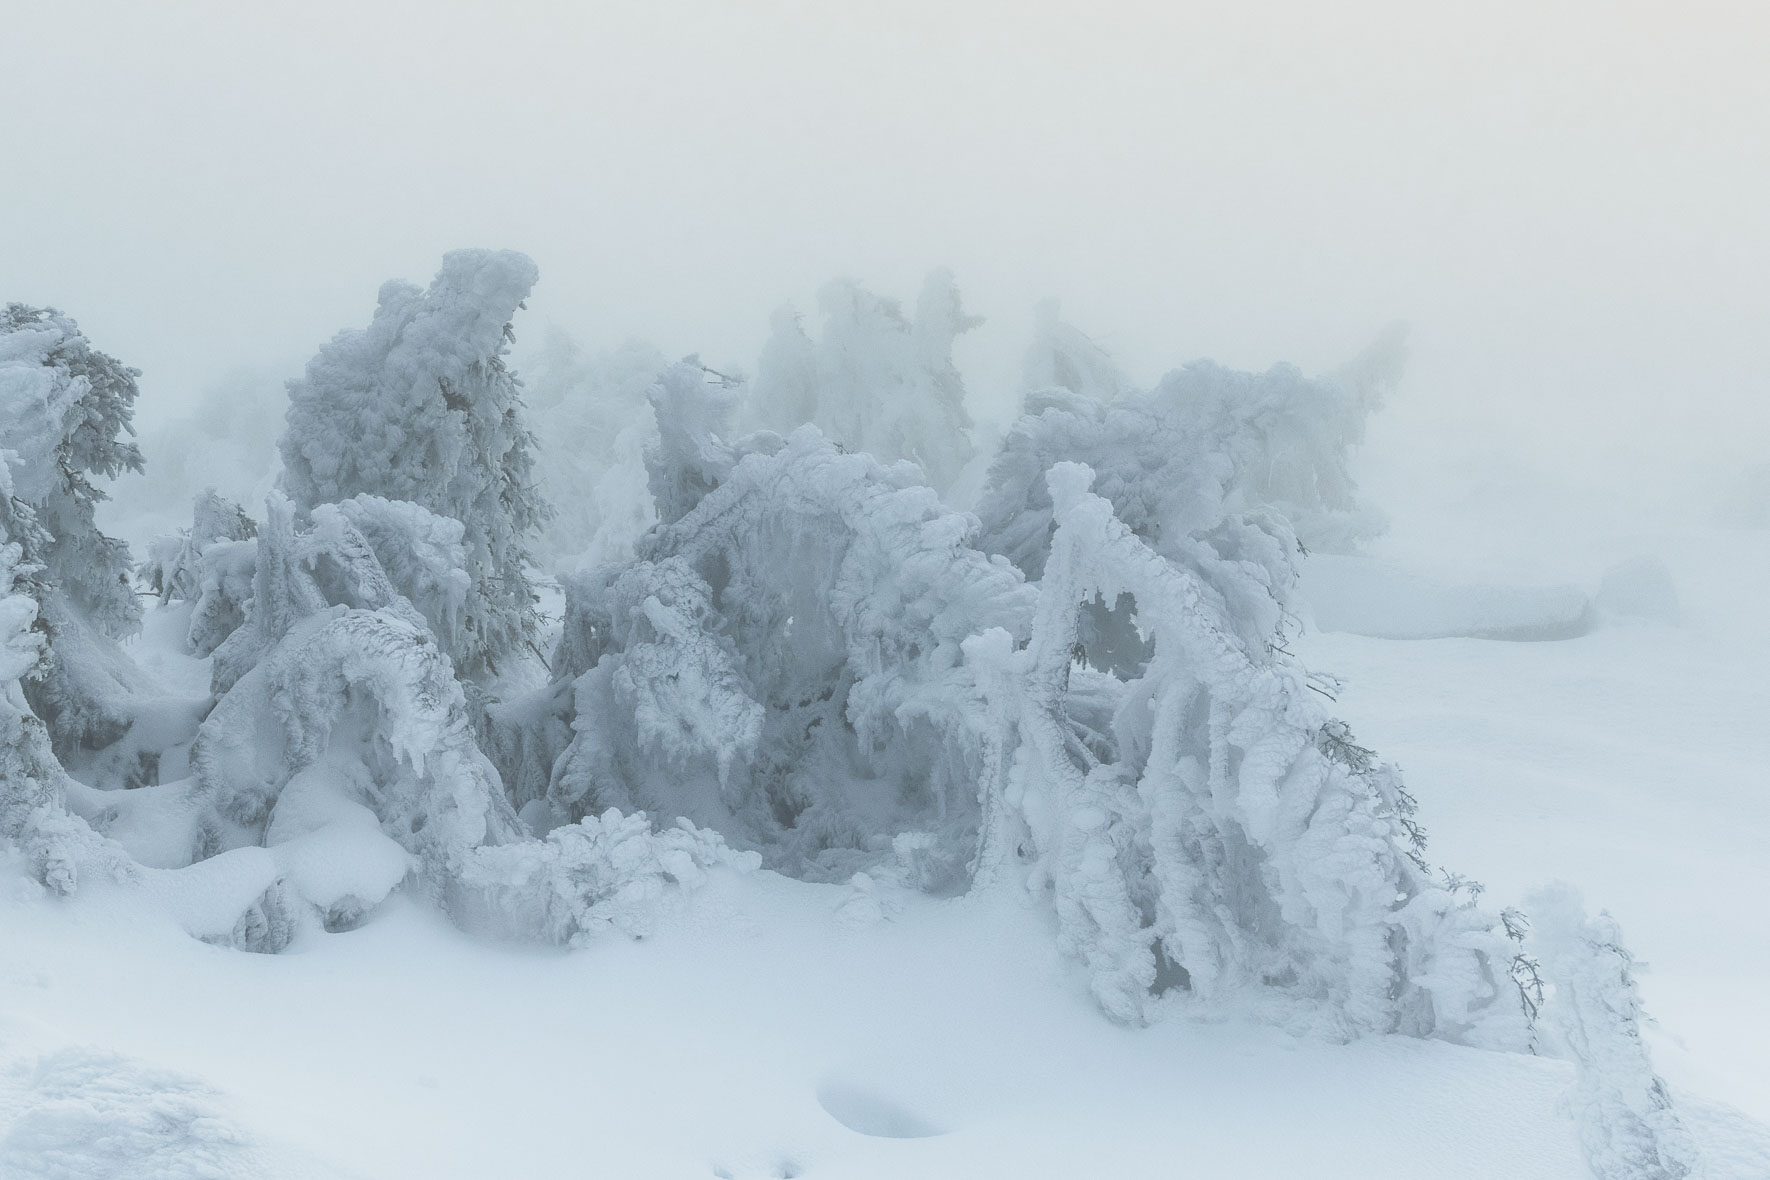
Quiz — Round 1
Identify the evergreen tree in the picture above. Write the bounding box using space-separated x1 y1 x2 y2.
280 249 552 679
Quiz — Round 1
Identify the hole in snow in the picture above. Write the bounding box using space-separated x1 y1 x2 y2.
816 1081 946 1139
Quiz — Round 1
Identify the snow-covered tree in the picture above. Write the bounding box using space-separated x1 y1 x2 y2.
1527 885 1699 1180
280 249 552 679
141 489 258 607
1021 299 1128 403
503 362 1032 886
487 364 1525 1043
982 327 1405 573
748 270 981 492
522 329 666 567
0 451 299 949
0 304 160 764
966 463 1524 1033
0 303 144 635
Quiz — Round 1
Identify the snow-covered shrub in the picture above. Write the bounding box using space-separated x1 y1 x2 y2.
191 603 527 906
457 808 758 943
748 270 981 492
1527 884 1699 1180
280 249 552 679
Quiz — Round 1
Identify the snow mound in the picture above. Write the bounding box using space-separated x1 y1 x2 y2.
1596 555 1681 624
0 1047 348 1180
1301 554 1594 641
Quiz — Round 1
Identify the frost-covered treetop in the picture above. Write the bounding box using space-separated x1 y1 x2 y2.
0 304 143 504
279 249 551 678
0 305 144 639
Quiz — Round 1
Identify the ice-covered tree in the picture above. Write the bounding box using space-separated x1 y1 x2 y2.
280 249 552 679
1526 885 1699 1180
141 489 258 607
966 463 1524 1033
0 451 301 949
0 303 144 634
981 327 1405 572
488 364 1525 1042
747 270 981 491
499 362 1031 885
0 304 160 763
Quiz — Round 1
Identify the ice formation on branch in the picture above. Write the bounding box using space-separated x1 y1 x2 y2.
748 270 981 492
280 249 552 678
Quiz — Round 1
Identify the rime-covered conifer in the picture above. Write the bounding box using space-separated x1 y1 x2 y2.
0 304 154 759
280 250 552 678
1527 886 1699 1180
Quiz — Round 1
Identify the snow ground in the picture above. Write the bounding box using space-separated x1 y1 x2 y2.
6 440 1770 1178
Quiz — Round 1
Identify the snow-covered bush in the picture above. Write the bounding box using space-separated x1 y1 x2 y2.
160 488 739 940
1527 884 1699 1180
457 808 757 943
748 270 981 492
280 249 552 679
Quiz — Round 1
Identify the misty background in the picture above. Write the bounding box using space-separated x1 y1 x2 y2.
4 0 1767 566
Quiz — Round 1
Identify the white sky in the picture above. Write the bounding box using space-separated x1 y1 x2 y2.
4 0 1767 474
